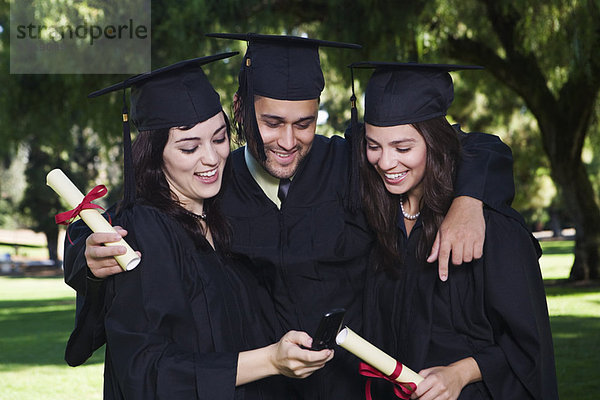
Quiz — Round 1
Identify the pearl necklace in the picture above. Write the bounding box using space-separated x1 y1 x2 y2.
400 197 420 220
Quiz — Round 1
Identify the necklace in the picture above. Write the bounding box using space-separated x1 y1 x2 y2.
184 209 207 221
400 197 420 220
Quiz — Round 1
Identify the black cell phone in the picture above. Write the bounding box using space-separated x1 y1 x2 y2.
309 308 346 351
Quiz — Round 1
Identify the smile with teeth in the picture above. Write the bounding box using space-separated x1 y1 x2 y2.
273 150 294 158
195 168 217 178
384 171 408 180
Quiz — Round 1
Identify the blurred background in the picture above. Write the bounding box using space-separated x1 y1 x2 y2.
0 0 599 399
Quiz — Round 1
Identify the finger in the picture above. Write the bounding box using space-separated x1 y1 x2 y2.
299 348 333 364
93 265 125 279
413 377 433 397
87 232 123 246
437 240 450 281
451 242 464 266
427 232 440 263
112 226 128 236
473 238 483 259
88 244 127 259
462 241 474 263
284 330 313 349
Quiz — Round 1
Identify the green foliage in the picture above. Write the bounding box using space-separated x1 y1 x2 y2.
2 0 600 266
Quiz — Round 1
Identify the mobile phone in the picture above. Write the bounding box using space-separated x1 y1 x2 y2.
309 308 346 351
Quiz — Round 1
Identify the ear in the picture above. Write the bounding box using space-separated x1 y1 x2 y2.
233 92 242 124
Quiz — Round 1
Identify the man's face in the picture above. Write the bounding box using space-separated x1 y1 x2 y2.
253 96 318 179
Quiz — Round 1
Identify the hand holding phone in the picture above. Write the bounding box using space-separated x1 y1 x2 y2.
309 308 346 351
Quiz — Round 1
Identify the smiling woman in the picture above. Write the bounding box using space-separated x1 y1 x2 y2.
357 62 559 399
161 114 230 217
61 52 334 400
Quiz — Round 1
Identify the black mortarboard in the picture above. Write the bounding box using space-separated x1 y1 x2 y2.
351 62 483 126
88 52 238 208
206 33 360 159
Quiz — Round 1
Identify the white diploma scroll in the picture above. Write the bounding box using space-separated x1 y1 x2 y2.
336 326 423 385
46 168 140 271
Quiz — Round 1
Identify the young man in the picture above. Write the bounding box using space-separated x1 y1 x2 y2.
64 34 516 399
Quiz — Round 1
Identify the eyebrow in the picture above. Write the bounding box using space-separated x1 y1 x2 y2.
174 123 227 143
260 114 316 124
366 136 417 146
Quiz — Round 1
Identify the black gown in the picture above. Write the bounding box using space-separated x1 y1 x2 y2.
219 131 516 399
364 208 558 399
100 204 277 399
64 129 516 399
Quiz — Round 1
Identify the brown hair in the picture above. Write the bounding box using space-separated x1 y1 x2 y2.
358 116 460 275
131 112 232 252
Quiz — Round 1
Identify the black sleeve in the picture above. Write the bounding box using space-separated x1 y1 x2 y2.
64 278 106 366
63 220 93 294
455 129 515 215
473 211 558 399
63 206 117 366
104 209 238 400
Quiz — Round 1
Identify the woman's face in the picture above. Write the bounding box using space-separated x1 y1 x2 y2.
162 112 229 213
365 123 427 197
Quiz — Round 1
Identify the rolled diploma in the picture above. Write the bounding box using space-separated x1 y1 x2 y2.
46 168 140 271
336 326 423 385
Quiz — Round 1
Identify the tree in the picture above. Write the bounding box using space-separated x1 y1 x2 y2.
3 0 598 280
426 0 600 280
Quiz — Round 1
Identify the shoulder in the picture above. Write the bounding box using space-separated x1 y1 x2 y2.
307 134 350 165
116 204 192 248
313 133 349 150
483 208 542 258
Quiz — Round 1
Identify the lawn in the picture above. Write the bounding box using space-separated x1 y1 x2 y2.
0 240 598 399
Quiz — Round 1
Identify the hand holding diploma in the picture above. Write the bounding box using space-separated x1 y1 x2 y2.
46 168 140 271
336 326 423 400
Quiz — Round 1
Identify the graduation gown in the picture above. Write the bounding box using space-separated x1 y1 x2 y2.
100 204 276 400
220 131 516 399
364 209 558 399
63 129 516 399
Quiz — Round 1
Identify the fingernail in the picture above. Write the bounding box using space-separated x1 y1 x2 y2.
440 273 447 281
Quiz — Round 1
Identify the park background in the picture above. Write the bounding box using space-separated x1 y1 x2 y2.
0 0 599 398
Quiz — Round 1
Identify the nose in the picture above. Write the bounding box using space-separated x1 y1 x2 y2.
277 125 297 151
377 148 398 171
201 143 219 166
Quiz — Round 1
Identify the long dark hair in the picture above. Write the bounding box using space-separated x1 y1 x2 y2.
131 111 232 252
232 67 265 160
358 116 461 274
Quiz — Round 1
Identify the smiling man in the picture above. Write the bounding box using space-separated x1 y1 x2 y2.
253 97 317 179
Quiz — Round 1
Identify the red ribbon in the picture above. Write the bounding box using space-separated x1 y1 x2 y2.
359 362 417 400
55 185 108 225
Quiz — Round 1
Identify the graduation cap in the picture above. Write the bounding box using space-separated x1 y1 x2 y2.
350 62 483 126
206 33 361 159
88 52 238 208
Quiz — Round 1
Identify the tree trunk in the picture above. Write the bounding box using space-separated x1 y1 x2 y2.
44 227 59 265
546 138 600 281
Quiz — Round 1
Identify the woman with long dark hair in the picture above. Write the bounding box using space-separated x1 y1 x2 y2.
355 63 558 399
76 54 333 400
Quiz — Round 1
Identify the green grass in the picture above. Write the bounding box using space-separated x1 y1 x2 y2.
0 240 598 399
539 240 575 280
0 277 104 400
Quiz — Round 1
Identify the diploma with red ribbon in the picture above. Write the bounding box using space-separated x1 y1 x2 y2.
336 327 422 400
47 168 140 271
